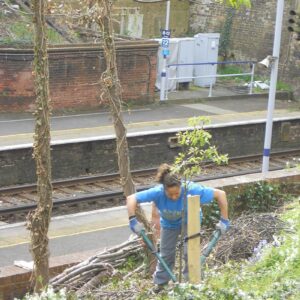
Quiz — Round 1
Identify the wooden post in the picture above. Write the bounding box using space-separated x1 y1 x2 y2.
187 195 201 284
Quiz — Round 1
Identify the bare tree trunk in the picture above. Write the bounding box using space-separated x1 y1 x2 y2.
96 0 150 231
96 0 156 274
27 0 53 293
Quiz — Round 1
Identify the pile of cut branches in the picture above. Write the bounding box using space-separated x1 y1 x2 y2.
50 236 143 297
204 213 288 265
50 212 288 298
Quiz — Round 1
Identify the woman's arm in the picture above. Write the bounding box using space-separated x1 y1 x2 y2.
126 194 138 218
214 189 229 220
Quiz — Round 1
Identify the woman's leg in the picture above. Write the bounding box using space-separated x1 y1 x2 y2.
153 227 180 285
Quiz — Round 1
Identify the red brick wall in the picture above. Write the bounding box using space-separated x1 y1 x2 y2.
0 41 158 112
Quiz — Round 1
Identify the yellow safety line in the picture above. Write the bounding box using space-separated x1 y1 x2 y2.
0 223 127 249
0 109 292 141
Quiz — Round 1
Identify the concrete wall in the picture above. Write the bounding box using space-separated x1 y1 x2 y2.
0 41 158 112
189 0 300 100
1 118 300 187
59 0 190 38
113 0 190 38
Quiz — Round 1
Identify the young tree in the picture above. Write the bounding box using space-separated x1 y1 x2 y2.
172 117 228 282
27 0 53 293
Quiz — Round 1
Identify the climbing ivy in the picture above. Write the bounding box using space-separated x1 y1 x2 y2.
220 0 251 8
219 7 235 61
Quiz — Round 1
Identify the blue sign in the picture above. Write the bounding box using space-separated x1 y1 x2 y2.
161 29 171 38
162 38 170 49
162 49 170 56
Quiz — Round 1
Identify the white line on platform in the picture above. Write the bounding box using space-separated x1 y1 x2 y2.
0 115 299 151
0 108 152 123
181 103 234 114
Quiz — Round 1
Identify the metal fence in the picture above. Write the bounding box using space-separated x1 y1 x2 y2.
164 60 256 100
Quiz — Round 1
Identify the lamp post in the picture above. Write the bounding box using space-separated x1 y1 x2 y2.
262 0 285 174
134 1 171 101
160 0 171 101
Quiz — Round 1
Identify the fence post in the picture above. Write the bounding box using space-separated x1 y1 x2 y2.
249 63 255 95
187 195 201 284
166 66 169 100
209 82 213 97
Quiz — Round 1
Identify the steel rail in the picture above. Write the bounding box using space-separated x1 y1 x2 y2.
1 149 299 194
0 149 299 217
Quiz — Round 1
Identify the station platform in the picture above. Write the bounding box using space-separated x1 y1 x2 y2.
0 92 299 270
0 93 299 149
0 168 299 269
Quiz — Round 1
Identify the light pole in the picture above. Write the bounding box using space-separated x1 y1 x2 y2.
160 0 171 101
134 0 171 101
262 0 285 174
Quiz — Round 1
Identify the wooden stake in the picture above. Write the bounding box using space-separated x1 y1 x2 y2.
187 195 201 284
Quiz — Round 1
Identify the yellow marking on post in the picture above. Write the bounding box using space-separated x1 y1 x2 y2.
187 195 201 284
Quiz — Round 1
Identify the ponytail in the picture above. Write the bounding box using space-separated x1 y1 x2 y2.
156 163 181 187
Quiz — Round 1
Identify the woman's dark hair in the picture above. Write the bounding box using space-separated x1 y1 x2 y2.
156 163 181 188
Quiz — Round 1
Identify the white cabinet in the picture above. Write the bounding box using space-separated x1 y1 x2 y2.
194 33 220 87
177 38 194 83
154 34 220 90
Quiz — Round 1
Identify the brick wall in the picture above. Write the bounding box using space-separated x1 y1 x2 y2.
189 0 300 100
0 41 158 112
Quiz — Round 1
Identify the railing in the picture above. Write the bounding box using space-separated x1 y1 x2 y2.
164 60 256 100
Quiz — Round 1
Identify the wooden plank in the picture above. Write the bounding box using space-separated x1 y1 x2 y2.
187 195 201 284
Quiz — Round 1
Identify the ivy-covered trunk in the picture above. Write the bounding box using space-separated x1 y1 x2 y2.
97 0 156 273
27 0 53 293
96 0 150 230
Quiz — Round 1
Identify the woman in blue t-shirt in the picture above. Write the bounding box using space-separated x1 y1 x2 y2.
126 163 230 291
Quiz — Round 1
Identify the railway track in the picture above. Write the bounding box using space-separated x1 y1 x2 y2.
0 150 299 224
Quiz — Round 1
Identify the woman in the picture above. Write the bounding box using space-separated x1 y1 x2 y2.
126 163 230 290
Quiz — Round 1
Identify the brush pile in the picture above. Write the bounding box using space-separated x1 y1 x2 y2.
51 236 143 296
205 213 288 265
50 212 288 298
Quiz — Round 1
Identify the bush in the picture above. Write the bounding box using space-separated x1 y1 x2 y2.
202 182 292 229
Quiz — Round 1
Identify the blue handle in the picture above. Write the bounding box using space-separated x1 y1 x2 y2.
200 229 222 265
140 230 177 282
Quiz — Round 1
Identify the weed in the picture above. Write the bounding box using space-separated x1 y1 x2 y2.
168 199 300 300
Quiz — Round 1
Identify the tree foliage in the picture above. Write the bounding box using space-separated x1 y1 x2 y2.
220 0 251 8
172 116 228 179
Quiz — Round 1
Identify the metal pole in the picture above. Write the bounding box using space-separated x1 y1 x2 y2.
209 82 213 97
159 0 170 101
262 0 284 174
249 63 255 95
166 66 169 100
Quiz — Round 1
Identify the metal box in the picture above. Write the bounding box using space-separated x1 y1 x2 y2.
155 38 195 91
194 33 220 87
177 38 194 83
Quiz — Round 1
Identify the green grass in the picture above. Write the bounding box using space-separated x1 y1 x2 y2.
217 65 253 82
217 65 293 92
0 20 65 46
168 199 300 300
277 81 293 92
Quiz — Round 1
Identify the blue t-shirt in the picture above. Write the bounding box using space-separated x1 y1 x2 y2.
135 182 214 229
